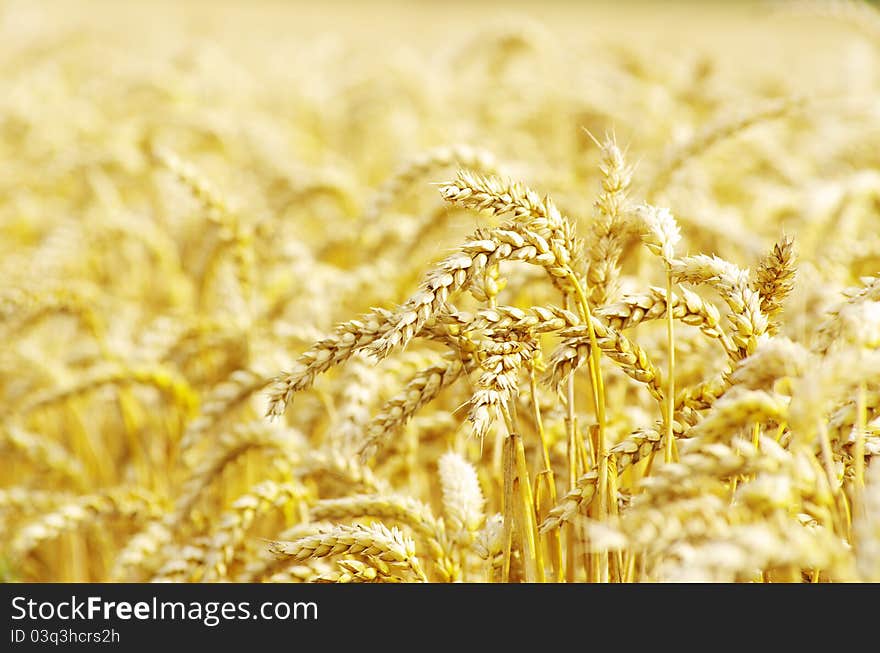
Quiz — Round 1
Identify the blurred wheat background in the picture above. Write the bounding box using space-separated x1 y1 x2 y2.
2 0 880 583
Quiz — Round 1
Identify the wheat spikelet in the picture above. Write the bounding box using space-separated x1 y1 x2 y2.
587 132 633 307
0 488 75 532
330 353 376 451
613 440 824 576
540 428 665 532
358 357 464 459
265 308 397 417
1 423 87 487
314 557 408 583
268 523 427 581
445 304 579 337
725 288 768 359
676 371 732 419
365 144 499 224
439 170 568 236
366 223 578 361
153 149 254 318
11 488 165 563
156 316 245 373
734 468 834 522
591 440 794 569
305 494 434 531
153 146 232 217
547 319 663 402
198 224 255 313
304 494 455 579
685 390 789 444
204 480 310 581
469 337 536 439
623 496 731 561
645 437 789 501
151 540 211 583
630 204 681 263
788 349 880 446
173 421 302 524
658 514 851 582
110 520 173 582
19 364 198 418
817 299 880 353
265 561 335 583
438 451 486 543
540 469 602 533
671 255 751 294
240 522 336 582
610 427 665 469
439 171 580 283
596 286 733 352
648 97 802 197
814 275 880 352
829 390 880 445
751 236 797 329
474 513 505 578
0 285 105 342
296 448 390 495
729 337 814 391
671 255 768 359
183 367 273 451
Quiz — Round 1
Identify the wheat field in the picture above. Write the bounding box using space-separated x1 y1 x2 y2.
2 0 880 583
